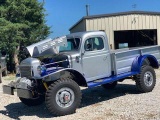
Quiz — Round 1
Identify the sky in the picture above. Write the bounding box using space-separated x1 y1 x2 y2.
39 0 160 38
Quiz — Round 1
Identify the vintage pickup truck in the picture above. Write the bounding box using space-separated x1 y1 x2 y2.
3 31 160 116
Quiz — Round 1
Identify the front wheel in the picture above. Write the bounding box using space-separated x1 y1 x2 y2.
19 95 45 106
135 66 156 93
45 79 81 116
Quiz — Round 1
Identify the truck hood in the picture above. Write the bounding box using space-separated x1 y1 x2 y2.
26 36 67 57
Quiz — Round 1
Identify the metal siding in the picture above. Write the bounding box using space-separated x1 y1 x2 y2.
135 14 139 29
71 13 160 48
123 15 128 30
153 16 157 29
109 17 113 47
93 19 97 30
86 19 89 31
145 15 150 29
119 16 124 30
127 15 132 30
142 15 146 29
116 16 120 30
131 15 135 30
149 15 152 29
138 15 143 29
70 20 86 33
101 18 106 30
97 18 102 30
156 16 159 27
90 19 94 31
112 16 117 30
105 18 110 40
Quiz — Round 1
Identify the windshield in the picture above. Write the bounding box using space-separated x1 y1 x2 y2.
59 38 80 52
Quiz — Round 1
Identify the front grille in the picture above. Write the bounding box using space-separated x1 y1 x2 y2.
19 66 32 78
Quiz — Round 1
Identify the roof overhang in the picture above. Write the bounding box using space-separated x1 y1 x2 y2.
69 11 160 31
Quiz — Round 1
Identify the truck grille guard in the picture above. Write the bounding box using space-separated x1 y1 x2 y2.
19 65 32 78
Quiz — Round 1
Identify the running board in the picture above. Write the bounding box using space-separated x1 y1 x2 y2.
87 72 138 88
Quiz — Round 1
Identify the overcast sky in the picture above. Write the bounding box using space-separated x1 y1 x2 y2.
39 0 160 38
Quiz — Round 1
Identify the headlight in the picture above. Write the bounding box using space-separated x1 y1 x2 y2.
37 66 47 75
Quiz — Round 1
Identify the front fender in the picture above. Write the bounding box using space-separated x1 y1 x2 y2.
42 68 87 87
131 55 159 72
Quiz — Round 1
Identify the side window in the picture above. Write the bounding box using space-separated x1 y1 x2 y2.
84 37 104 51
84 38 93 51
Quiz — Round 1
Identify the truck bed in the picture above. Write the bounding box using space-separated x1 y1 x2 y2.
111 45 160 75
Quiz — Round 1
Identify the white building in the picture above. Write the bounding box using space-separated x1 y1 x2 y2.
69 11 160 49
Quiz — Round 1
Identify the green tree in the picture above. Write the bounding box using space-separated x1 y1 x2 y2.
0 0 51 72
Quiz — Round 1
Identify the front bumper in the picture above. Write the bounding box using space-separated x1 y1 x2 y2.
3 85 14 95
3 80 34 99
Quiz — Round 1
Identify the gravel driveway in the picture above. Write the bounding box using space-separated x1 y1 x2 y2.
0 70 160 120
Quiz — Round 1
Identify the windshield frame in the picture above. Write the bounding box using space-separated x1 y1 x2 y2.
59 37 81 52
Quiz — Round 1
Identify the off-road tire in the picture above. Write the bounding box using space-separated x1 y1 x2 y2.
142 59 150 66
134 65 156 93
45 79 81 116
19 95 45 106
102 81 117 89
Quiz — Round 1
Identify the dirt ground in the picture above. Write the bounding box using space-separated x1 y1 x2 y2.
0 70 160 120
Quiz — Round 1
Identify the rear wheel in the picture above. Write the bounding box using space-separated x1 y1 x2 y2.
142 59 150 66
102 81 117 89
45 79 81 116
134 66 156 93
19 95 45 106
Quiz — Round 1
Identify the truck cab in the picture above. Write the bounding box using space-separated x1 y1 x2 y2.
65 31 111 82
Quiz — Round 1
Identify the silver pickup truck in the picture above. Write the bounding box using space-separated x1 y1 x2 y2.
3 31 160 116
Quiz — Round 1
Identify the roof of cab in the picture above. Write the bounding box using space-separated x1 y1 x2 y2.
66 31 106 39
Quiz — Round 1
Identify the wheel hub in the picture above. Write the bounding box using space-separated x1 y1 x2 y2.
56 87 75 108
144 71 153 87
59 91 71 104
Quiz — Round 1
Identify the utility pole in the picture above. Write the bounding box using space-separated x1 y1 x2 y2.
86 5 89 16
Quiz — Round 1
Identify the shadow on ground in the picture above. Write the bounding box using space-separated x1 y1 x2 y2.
0 83 140 119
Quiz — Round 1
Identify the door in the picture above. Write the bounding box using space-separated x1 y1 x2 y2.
82 36 111 82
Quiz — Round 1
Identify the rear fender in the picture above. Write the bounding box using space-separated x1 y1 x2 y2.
131 55 159 73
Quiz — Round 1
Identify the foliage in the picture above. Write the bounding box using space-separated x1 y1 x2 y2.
0 0 51 72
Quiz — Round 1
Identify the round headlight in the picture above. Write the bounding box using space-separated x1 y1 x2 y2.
37 66 46 75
